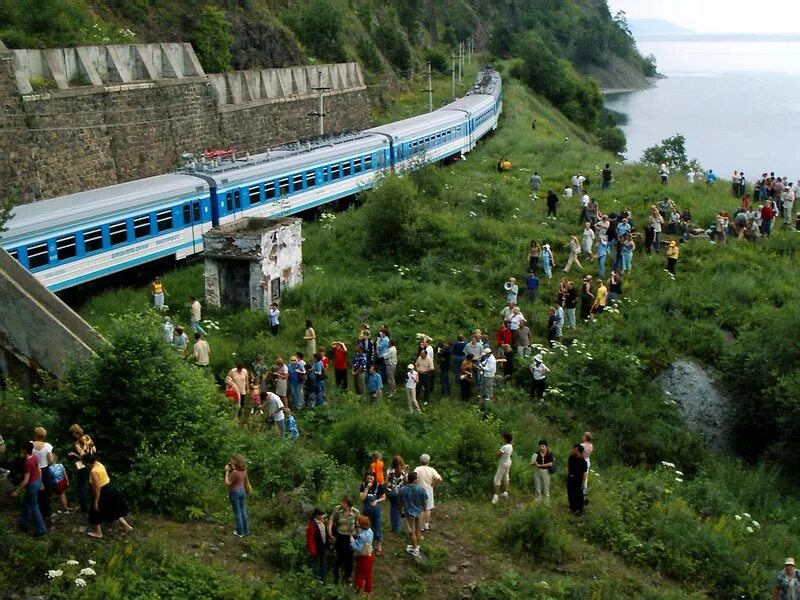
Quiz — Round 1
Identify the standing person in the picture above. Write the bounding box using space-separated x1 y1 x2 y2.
546 307 559 345
491 432 513 504
273 356 289 406
304 320 317 358
172 327 188 354
359 471 385 556
546 190 559 219
666 241 680 274
452 335 467 379
528 242 541 272
621 235 636 272
332 342 349 391
567 444 588 516
530 354 550 401
267 303 280 336
151 276 166 310
352 344 368 398
540 244 554 280
525 270 539 303
516 321 531 358
774 558 800 600
31 427 53 521
12 442 47 537
384 340 398 393
83 453 133 538
581 431 594 503
414 454 442 531
398 471 427 558
225 376 242 418
658 162 669 185
193 333 210 367
306 508 328 582
328 496 359 585
529 171 542 200
67 424 95 513
385 456 407 535
580 276 594 321
162 316 174 343
459 353 474 401
564 280 578 329
437 341 451 396
530 440 554 504
563 234 583 272
284 407 299 440
596 234 609 277
783 185 795 225
264 391 286 436
189 296 208 336
608 270 623 305
415 348 434 405
312 352 326 406
480 348 497 402
351 515 375 595
227 363 249 406
582 222 595 256
376 329 390 384
288 355 305 410
591 279 608 316
601 163 612 191
505 277 519 304
367 365 383 402
761 200 774 237
405 364 421 414
501 343 514 380
48 453 70 512
224 454 252 538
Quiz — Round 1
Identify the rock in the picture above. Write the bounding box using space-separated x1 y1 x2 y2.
460 560 472 569
448 566 458 574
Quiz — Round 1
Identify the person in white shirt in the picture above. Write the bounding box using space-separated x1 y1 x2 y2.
267 303 280 336
193 333 210 367
686 170 695 184
384 341 398 392
479 348 497 401
414 454 442 530
264 392 285 436
405 365 421 414
163 316 174 343
492 432 514 504
582 222 595 255
189 296 208 336
530 354 550 401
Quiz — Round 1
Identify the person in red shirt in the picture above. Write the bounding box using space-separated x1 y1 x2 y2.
495 321 512 348
12 442 47 536
306 508 328 582
761 201 774 237
332 341 348 391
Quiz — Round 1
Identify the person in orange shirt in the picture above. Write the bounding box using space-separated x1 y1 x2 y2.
370 451 385 485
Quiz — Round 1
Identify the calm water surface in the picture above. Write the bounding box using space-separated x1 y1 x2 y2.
605 38 800 180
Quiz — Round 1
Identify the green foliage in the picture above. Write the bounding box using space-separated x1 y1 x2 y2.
489 20 514 59
641 133 689 169
356 36 383 73
500 505 567 561
425 48 449 74
288 0 346 62
358 174 421 263
0 381 57 456
643 53 659 77
374 19 413 74
597 125 627 155
0 0 91 48
192 6 233 73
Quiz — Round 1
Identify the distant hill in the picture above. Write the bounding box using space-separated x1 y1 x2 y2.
629 18 693 36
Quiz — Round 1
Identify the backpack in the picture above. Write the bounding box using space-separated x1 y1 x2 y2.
548 456 557 474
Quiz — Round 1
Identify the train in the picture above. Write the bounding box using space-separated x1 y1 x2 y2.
0 68 502 292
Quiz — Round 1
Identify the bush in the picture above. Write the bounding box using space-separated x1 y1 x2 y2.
425 48 449 73
289 0 346 62
598 126 627 155
192 6 233 73
358 175 422 263
500 505 567 562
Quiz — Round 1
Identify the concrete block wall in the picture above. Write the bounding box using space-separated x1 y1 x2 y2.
0 41 371 202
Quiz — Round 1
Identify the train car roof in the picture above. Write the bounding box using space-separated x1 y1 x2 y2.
367 106 467 140
1 174 208 244
441 93 497 115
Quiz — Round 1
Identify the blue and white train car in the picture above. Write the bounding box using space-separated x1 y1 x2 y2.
0 68 502 291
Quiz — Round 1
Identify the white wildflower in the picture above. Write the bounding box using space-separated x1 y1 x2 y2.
674 470 683 476
734 514 742 521
674 477 683 483
661 461 676 468
79 568 96 577
742 512 751 518
75 578 87 587
66 560 79 566
47 570 64 579
751 520 760 528
745 526 754 534
88 560 97 565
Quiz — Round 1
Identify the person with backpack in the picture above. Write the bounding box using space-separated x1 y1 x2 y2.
530 440 554 504
351 515 374 594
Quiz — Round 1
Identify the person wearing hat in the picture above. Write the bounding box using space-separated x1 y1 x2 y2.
566 444 588 516
539 243 554 279
774 558 799 599
479 347 497 402
506 277 519 304
666 240 680 274
405 364 421 414
529 354 550 401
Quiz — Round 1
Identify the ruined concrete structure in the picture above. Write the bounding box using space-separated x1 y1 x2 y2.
203 218 302 312
0 42 370 202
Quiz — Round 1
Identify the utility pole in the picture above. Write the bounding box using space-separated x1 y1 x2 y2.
426 62 433 113
308 69 330 136
450 50 458 99
458 42 463 85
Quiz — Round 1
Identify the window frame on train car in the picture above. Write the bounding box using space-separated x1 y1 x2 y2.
8 249 18 262
265 181 276 200
233 190 241 209
156 209 174 233
109 221 128 246
278 177 290 196
27 241 49 269
83 228 103 253
133 215 151 240
353 158 362 173
55 235 77 261
225 192 233 212
365 155 374 170
292 173 303 191
249 185 262 205
330 164 340 181
306 170 316 188
342 161 351 177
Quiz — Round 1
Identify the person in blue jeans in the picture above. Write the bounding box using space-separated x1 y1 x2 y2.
12 442 47 536
288 355 305 409
224 455 252 537
385 456 407 534
359 471 385 555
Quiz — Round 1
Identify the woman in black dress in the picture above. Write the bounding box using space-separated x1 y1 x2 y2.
566 444 587 516
83 453 133 538
579 276 594 321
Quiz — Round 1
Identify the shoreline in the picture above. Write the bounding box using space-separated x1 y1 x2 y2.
602 75 663 95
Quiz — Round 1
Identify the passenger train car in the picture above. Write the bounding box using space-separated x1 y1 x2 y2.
0 69 502 291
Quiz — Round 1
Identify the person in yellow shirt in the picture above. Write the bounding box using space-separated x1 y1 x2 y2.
151 277 167 310
666 240 680 273
591 280 608 316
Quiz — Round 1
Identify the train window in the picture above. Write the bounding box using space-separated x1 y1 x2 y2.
249 185 261 204
56 235 77 261
279 178 289 195
83 228 103 253
265 182 276 199
8 249 18 261
330 165 340 181
133 215 151 239
225 193 233 211
110 221 128 246
342 161 351 177
233 190 241 209
353 158 362 173
193 202 201 221
306 171 316 187
292 173 303 190
183 204 191 224
27 242 49 269
156 209 173 232
365 156 373 170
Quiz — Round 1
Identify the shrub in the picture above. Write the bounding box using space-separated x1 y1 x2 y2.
192 6 233 73
425 48 449 73
499 505 567 562
289 0 346 62
358 175 422 263
597 126 627 155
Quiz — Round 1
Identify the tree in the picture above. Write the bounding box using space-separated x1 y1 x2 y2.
192 6 233 73
642 134 689 169
598 126 627 155
293 0 346 62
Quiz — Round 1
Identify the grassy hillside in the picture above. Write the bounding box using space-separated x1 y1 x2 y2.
2 63 799 599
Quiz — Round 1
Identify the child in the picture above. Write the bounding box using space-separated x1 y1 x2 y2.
48 453 70 512
284 408 299 440
370 451 385 485
250 378 263 415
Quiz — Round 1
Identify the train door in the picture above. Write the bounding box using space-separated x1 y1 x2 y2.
183 199 203 255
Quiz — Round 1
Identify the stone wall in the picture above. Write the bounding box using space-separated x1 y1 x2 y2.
0 43 371 202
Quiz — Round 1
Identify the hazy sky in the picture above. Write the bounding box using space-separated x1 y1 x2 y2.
606 0 800 34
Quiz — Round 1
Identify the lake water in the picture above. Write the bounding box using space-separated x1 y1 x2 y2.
605 37 800 181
